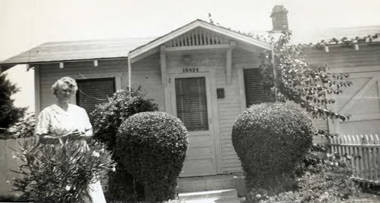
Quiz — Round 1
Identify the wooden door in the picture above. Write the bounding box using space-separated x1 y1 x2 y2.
169 73 217 177
333 71 380 134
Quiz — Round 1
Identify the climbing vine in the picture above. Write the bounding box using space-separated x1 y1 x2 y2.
259 32 352 120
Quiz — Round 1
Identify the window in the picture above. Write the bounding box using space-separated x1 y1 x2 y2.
76 78 115 113
175 77 208 131
244 68 274 107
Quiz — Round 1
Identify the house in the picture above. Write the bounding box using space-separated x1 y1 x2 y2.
0 19 273 178
1 5 380 183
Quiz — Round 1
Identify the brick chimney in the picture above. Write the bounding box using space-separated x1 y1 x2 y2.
270 5 289 32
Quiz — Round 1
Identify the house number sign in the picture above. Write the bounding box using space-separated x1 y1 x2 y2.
182 67 199 73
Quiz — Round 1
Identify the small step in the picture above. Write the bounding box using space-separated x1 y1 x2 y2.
178 189 240 203
177 175 237 193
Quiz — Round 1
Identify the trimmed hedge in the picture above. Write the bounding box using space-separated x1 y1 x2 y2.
232 102 314 193
91 89 158 151
90 89 158 201
116 112 188 202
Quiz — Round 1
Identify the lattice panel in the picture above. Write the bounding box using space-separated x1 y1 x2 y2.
166 28 229 47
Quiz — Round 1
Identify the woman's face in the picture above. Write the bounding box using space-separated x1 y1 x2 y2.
55 84 75 102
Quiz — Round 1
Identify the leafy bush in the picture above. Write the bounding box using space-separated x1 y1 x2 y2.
12 138 115 202
91 89 158 151
2 113 35 139
247 145 359 202
0 73 26 132
90 88 158 201
232 102 314 193
116 112 188 202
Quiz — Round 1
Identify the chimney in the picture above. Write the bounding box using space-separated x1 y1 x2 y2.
270 5 289 32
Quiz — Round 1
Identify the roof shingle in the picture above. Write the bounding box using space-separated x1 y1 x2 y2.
1 38 153 65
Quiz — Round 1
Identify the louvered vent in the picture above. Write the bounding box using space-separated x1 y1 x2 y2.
166 28 229 48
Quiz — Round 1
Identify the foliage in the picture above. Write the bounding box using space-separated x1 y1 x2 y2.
259 32 352 120
312 33 379 49
0 73 25 132
2 113 36 139
232 102 314 194
12 137 115 203
90 88 158 151
90 88 158 201
105 165 145 202
116 112 188 202
247 144 359 203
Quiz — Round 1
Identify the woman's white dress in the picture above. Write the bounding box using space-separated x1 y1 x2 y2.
35 104 106 203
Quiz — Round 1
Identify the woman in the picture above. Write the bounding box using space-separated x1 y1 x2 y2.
35 76 106 203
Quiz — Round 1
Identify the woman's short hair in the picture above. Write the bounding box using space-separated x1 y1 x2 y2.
51 76 78 95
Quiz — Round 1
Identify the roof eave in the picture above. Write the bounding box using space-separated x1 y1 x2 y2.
0 56 129 68
129 19 272 59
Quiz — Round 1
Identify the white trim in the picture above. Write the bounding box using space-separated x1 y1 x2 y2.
165 44 230 52
160 46 170 112
34 66 41 114
128 54 132 92
129 20 271 60
237 65 260 111
237 68 246 112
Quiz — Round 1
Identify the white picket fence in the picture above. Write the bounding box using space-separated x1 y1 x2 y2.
329 134 380 184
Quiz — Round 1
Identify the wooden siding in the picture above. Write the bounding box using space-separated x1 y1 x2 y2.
38 55 163 112
305 45 380 134
39 60 127 110
131 53 164 110
305 45 380 70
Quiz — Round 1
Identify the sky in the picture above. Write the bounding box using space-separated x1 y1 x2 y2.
1 0 380 111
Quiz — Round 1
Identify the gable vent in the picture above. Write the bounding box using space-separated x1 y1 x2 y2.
165 28 229 48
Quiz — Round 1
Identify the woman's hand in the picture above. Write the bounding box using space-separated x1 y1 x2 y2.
66 130 90 141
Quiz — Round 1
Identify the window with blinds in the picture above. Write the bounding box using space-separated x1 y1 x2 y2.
244 68 274 107
175 77 209 131
76 78 115 113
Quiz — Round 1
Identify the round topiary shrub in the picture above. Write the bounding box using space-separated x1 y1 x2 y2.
91 89 158 151
116 112 188 202
232 102 314 193
90 89 158 201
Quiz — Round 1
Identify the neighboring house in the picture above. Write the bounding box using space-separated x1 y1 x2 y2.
1 5 380 178
305 39 380 136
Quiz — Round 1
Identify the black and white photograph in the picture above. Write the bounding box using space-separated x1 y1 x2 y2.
1 0 380 202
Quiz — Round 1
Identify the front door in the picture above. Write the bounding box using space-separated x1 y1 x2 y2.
169 72 217 177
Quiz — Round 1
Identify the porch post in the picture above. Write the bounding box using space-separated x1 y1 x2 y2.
34 65 41 114
160 46 170 112
226 41 236 85
128 53 132 94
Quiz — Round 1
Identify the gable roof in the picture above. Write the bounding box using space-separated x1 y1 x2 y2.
0 38 153 67
129 19 272 59
0 19 271 68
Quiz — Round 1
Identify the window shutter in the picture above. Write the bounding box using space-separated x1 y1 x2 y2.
175 77 208 131
76 78 115 113
244 69 273 107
